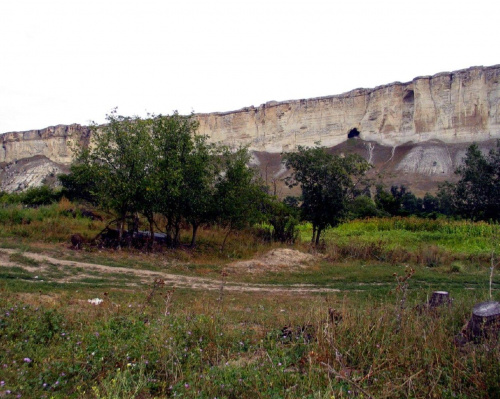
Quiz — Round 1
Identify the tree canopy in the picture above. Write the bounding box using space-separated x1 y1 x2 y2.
283 145 370 244
64 111 265 248
440 142 500 221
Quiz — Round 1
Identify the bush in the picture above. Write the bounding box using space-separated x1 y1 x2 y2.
20 186 62 206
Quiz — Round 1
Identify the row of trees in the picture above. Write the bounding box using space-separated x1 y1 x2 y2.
362 142 500 221
58 109 500 247
61 111 266 248
60 112 375 246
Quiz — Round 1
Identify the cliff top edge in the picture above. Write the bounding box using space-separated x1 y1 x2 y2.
2 64 499 137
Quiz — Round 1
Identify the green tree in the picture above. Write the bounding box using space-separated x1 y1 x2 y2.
422 193 439 214
375 185 400 216
215 147 266 250
284 145 370 245
180 136 220 247
436 182 456 216
375 185 422 216
151 112 202 247
59 163 100 205
67 111 273 250
451 142 500 221
75 110 153 243
262 195 300 243
348 195 381 219
21 185 62 206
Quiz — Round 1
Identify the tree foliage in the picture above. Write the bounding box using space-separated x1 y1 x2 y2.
444 142 500 221
65 111 265 248
284 145 370 244
215 147 266 249
73 111 153 241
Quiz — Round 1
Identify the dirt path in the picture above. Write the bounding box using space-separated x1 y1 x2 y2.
0 249 339 294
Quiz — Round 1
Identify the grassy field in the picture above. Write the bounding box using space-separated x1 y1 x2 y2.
0 203 499 398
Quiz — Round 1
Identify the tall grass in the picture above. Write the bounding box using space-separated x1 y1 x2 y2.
338 217 499 236
0 202 105 243
0 288 498 398
317 217 500 261
1 204 499 397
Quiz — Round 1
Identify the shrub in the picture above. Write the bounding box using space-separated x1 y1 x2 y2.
21 185 62 206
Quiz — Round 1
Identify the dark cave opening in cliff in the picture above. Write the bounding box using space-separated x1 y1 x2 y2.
403 90 415 104
348 128 360 139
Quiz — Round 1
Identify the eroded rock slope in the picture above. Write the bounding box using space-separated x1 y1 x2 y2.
1 65 499 193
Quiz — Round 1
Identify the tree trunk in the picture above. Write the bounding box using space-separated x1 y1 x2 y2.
190 223 199 248
131 213 139 234
117 218 124 240
173 218 181 247
315 227 322 246
311 226 316 244
148 216 155 249
117 217 126 249
166 217 173 247
221 227 232 252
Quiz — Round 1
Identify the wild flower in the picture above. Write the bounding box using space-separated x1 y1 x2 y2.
23 358 32 363
87 298 103 305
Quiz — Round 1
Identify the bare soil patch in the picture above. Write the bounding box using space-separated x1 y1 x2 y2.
0 248 338 293
226 248 317 274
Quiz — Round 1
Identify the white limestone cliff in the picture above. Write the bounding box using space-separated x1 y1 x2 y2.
196 65 500 152
1 64 499 193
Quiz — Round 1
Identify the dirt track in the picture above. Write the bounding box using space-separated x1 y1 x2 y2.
0 248 339 294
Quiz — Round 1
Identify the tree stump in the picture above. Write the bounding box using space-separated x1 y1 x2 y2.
428 291 451 308
465 301 500 340
70 233 85 250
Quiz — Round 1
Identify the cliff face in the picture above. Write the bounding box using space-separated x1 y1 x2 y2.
197 65 500 152
0 124 91 164
1 65 500 193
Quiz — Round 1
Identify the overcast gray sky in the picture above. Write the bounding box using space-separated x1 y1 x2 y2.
0 0 498 134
